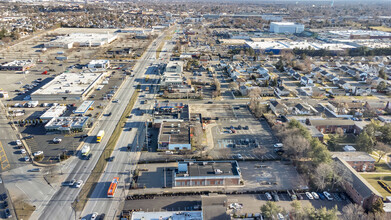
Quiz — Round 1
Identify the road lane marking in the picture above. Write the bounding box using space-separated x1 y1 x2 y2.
0 141 10 170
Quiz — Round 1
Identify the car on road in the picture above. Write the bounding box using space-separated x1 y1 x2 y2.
323 191 333 201
16 139 22 146
4 208 11 218
74 180 84 188
265 192 272 201
24 156 30 161
91 212 98 220
29 168 41 172
33 151 43 156
21 149 26 154
53 137 62 144
112 99 119 103
65 179 76 186
306 192 313 200
312 192 319 200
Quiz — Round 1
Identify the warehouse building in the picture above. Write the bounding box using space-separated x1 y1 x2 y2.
174 161 241 187
45 116 89 133
269 22 305 34
43 33 117 49
31 72 108 101
0 60 35 71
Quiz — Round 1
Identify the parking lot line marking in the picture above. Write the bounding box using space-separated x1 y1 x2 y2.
0 141 10 170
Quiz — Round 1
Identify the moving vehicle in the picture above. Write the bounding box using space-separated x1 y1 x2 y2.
107 177 119 197
33 151 43 156
97 130 105 143
81 145 91 157
75 180 83 188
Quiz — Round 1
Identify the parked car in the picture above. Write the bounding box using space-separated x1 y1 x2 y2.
265 192 272 201
243 125 249 130
24 156 30 161
4 208 11 218
29 168 41 172
15 140 22 146
318 192 325 200
323 191 333 201
312 192 319 200
53 137 62 144
306 192 313 200
21 149 26 154
3 200 8 208
272 193 280 201
1 193 7 201
236 154 243 160
91 212 98 220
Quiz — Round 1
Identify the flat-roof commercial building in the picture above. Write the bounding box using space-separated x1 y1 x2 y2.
45 116 89 133
74 101 94 114
40 105 67 121
158 121 190 151
161 61 184 87
31 72 107 101
269 22 305 34
0 60 35 71
87 60 110 69
44 33 117 49
174 161 241 187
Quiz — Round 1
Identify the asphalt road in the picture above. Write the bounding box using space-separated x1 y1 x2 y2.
36 30 170 220
80 27 176 219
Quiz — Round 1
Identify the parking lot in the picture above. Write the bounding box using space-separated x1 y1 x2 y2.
204 104 278 160
122 193 351 215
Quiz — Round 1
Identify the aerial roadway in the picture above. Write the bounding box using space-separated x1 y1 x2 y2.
38 28 171 220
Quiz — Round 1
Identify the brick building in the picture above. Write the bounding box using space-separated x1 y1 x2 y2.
173 161 241 187
332 151 376 172
334 157 382 210
309 119 356 134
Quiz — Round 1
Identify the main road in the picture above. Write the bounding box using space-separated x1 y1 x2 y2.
79 26 178 220
38 28 172 220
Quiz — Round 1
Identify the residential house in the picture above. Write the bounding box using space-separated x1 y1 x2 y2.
293 103 316 115
328 88 347 97
351 83 372 96
269 100 288 116
300 76 314 86
274 86 291 97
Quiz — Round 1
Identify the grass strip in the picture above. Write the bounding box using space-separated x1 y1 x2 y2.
72 87 139 212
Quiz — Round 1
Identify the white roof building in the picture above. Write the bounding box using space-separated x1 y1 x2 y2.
131 211 202 220
269 22 305 34
31 72 107 101
40 105 67 121
44 33 117 49
87 60 110 69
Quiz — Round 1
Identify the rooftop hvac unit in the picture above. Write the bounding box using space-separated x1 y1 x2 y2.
203 162 208 165
171 123 174 127
183 174 189 177
214 169 223 174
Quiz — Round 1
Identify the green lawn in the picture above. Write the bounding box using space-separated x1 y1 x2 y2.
375 160 391 173
361 174 391 197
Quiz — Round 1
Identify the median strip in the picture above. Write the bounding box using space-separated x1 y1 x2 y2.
72 86 139 212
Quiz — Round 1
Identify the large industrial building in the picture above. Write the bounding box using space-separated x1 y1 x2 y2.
269 22 305 34
173 161 242 187
43 33 117 49
31 72 108 101
0 60 35 71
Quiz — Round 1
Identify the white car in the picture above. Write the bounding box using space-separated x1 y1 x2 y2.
33 151 43 156
24 156 30 161
75 180 83 188
236 154 243 159
16 140 22 146
53 137 62 143
20 149 26 154
312 192 319 200
323 191 333 201
306 192 313 200
265 192 272 201
91 212 98 220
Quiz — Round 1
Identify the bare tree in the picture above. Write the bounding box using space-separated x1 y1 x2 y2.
282 134 310 160
341 203 367 220
375 142 391 163
228 81 239 91
335 127 344 137
313 163 333 190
